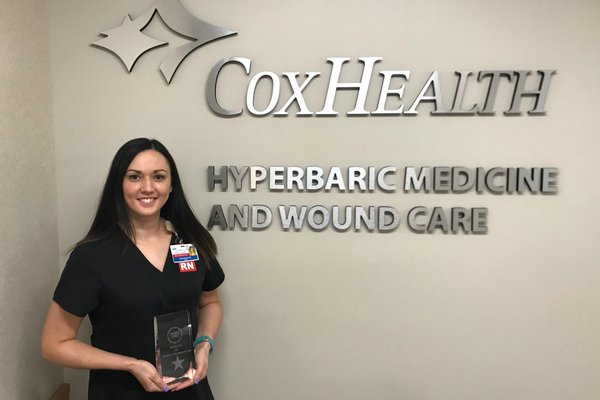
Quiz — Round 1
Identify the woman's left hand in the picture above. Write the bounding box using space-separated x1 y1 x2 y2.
170 342 211 391
192 341 211 382
172 289 221 392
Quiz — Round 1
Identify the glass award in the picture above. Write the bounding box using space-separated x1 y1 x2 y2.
154 310 194 384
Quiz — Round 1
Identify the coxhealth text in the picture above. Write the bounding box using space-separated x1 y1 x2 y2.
206 57 556 117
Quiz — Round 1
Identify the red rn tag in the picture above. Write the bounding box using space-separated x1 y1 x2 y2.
178 261 197 273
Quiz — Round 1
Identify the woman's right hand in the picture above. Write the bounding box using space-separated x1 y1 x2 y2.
127 359 168 392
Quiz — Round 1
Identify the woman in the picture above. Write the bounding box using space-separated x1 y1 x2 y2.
41 138 224 399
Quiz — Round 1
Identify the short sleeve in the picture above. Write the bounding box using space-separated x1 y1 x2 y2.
202 258 225 291
53 245 101 318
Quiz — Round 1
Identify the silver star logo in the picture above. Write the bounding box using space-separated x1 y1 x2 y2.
171 355 185 370
92 0 237 84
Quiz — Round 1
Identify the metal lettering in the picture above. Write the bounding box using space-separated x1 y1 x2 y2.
377 167 396 192
506 167 517 193
247 72 280 115
206 57 251 116
332 206 352 231
274 72 321 116
405 71 447 115
476 167 486 193
287 167 305 191
251 205 272 230
325 167 345 191
250 166 267 190
269 166 285 190
485 167 505 194
378 207 400 232
478 70 514 115
306 167 324 190
517 168 540 194
307 206 330 231
472 208 488 234
229 166 248 191
427 207 450 233
436 71 479 115
368 167 376 191
450 208 470 233
372 70 410 115
433 167 451 193
229 205 249 230
279 205 307 230
451 167 475 193
316 57 382 116
407 206 427 233
505 70 556 115
208 166 228 191
404 167 432 192
348 167 367 192
354 206 375 231
541 168 559 194
207 205 227 229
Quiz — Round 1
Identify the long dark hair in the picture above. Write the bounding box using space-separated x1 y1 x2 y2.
77 138 217 262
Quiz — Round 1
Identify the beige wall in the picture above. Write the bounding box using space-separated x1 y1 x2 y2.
0 0 63 399
44 0 600 399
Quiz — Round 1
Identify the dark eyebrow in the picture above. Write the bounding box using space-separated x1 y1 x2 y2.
125 169 168 173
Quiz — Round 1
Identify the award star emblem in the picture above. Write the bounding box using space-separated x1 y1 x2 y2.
172 355 185 370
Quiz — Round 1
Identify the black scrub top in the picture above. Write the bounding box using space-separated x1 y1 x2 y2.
53 233 225 400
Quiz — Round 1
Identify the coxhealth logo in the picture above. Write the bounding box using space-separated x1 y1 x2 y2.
92 0 236 84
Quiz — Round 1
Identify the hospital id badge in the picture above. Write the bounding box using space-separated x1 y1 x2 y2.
154 311 194 384
170 244 200 263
